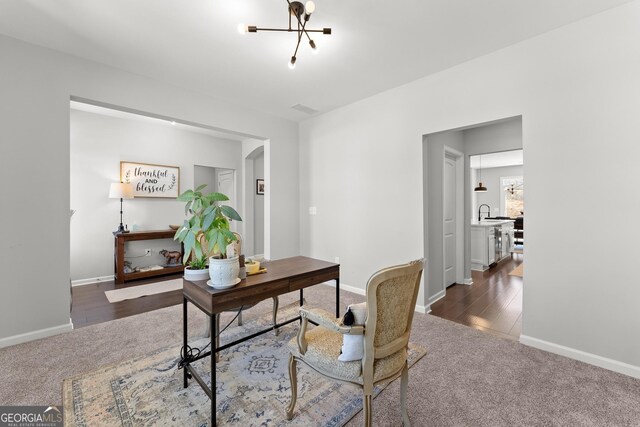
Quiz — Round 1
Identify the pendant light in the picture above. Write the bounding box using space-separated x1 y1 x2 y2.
474 154 487 192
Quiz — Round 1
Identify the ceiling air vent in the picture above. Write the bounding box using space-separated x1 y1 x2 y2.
291 104 319 115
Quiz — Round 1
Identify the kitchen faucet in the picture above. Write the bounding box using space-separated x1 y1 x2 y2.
478 204 491 222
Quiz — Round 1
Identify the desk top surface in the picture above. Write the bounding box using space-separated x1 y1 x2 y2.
183 256 339 313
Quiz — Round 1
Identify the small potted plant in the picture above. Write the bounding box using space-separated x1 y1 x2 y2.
174 185 242 285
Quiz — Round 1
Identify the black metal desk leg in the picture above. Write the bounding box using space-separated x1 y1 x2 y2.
335 278 340 318
299 289 304 306
183 297 188 388
211 313 216 425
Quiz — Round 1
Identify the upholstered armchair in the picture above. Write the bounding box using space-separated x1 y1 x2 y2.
286 259 425 427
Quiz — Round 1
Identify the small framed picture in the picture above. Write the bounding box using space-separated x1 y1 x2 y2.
256 179 265 195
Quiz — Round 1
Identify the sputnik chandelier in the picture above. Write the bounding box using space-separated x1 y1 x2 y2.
238 1 331 69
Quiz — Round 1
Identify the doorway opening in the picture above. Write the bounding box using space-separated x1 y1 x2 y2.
423 115 523 340
69 98 268 328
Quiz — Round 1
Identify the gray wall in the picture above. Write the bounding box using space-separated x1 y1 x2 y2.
0 34 299 347
300 3 640 374
424 130 465 306
70 110 242 282
253 151 265 255
474 165 524 218
194 165 217 196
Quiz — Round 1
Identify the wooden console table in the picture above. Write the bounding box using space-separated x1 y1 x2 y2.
114 230 184 284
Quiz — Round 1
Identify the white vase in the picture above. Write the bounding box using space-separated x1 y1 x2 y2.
184 266 210 282
209 256 240 287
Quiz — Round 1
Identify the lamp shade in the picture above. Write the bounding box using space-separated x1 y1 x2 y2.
109 182 134 199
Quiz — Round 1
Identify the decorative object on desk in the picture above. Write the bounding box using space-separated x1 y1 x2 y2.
238 254 246 279
174 185 242 286
245 260 260 275
120 161 179 198
159 249 181 265
247 267 268 276
108 182 134 234
256 178 265 195
183 257 209 281
62 303 427 426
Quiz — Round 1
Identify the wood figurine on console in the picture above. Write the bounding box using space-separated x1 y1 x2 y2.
160 249 181 265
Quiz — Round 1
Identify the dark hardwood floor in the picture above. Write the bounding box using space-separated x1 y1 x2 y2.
430 253 523 341
71 273 184 328
73 254 523 336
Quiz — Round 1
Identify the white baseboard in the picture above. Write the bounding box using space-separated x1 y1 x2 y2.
428 290 446 306
72 275 114 287
321 281 366 296
415 304 429 314
463 277 473 285
0 321 74 349
520 335 640 379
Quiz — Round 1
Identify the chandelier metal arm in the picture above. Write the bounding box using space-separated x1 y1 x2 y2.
286 0 313 43
292 10 307 60
250 27 327 33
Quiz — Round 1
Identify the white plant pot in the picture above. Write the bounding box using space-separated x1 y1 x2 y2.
209 256 240 287
184 267 210 282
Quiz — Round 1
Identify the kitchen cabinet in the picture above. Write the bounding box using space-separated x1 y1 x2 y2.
471 220 514 271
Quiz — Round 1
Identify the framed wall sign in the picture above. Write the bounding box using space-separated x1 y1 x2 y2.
256 179 265 195
120 161 180 198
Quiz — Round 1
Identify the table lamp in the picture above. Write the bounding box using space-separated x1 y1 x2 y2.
109 182 134 234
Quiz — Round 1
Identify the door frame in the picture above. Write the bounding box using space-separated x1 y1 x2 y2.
443 146 465 286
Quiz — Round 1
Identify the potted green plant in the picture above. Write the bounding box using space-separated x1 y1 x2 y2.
174 184 242 285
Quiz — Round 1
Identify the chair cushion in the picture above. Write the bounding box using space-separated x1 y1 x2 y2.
338 302 367 362
289 326 408 385
290 326 362 381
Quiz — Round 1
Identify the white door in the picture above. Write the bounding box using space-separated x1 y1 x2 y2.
217 170 236 230
443 156 456 287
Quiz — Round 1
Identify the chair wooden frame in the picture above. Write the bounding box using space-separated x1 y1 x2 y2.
286 259 424 427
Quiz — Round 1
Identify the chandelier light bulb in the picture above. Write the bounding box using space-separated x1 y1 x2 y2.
309 39 318 54
288 56 297 69
305 1 316 15
237 23 247 34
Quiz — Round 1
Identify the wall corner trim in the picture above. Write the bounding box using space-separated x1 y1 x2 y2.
519 335 640 379
0 321 74 349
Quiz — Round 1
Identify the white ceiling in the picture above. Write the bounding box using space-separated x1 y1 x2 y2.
0 0 632 122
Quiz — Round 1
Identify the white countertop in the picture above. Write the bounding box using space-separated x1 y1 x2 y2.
471 219 515 227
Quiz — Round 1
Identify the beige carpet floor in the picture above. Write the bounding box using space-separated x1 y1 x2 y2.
509 264 524 277
1 285 639 426
104 278 183 302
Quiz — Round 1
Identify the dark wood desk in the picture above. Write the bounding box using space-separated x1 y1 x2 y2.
181 256 340 425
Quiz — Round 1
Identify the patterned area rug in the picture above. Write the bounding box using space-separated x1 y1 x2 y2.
63 304 426 426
